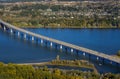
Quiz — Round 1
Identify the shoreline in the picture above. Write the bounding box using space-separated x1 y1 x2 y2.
15 60 98 74
16 62 49 65
16 61 98 73
22 27 120 29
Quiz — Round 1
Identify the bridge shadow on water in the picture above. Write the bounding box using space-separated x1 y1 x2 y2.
0 29 120 74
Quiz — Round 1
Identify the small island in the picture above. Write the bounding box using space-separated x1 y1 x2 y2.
19 55 98 73
32 55 97 73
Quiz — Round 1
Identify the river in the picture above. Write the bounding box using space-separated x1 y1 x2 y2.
0 28 120 73
27 28 120 55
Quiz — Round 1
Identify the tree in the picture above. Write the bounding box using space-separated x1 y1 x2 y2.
54 69 61 76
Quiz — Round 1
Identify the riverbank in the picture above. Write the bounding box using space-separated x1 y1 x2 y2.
16 57 98 74
22 26 120 29
1 25 120 29
1 62 120 79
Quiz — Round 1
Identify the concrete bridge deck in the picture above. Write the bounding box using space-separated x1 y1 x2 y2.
0 19 120 64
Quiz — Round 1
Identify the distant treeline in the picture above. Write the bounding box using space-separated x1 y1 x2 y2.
0 1 119 28
0 0 119 3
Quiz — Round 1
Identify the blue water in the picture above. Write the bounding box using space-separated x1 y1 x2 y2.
0 29 76 63
0 28 120 73
35 65 94 72
27 28 120 55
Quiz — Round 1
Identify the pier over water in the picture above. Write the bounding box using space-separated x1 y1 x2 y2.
0 19 120 67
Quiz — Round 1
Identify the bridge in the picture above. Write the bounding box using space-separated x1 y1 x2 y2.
0 19 120 67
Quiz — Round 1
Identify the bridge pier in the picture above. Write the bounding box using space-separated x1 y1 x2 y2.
18 32 20 36
4 26 6 31
60 45 62 50
71 49 73 53
32 36 34 41
83 52 86 56
97 57 99 60
10 29 13 34
59 45 62 52
41 39 43 46
50 42 53 47
71 48 74 54
24 34 26 39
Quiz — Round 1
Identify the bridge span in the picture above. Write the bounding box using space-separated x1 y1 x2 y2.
0 19 120 67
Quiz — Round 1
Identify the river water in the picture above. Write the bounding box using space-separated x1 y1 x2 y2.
27 28 120 55
0 28 120 73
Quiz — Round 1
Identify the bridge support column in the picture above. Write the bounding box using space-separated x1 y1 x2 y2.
24 34 26 39
60 45 62 52
96 57 99 64
71 49 73 53
60 45 62 50
32 36 34 41
18 32 20 36
4 26 6 31
10 29 13 34
41 39 43 44
97 57 99 60
71 49 73 54
50 42 52 47
83 52 85 56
